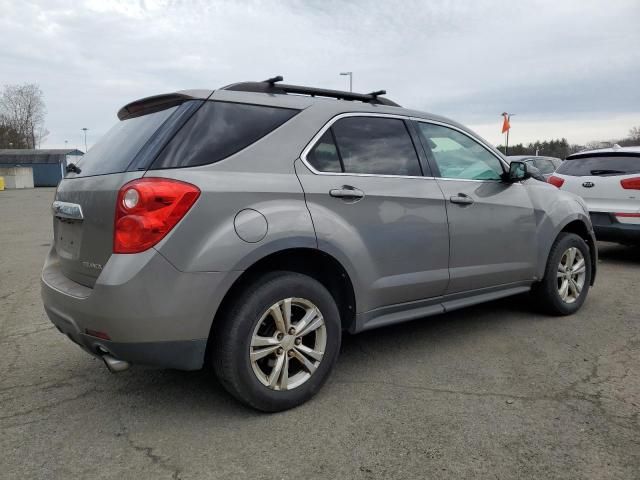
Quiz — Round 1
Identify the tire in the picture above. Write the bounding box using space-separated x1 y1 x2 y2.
532 233 592 315
212 271 341 412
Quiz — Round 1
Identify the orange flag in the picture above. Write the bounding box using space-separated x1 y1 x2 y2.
501 113 510 133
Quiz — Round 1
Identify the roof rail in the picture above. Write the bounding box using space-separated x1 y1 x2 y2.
221 76 400 107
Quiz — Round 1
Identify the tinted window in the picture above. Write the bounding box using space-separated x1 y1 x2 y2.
69 105 179 177
152 101 299 169
331 117 421 176
556 156 640 176
307 130 342 172
418 123 504 180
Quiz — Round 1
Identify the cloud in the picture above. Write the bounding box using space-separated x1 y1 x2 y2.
1 0 638 148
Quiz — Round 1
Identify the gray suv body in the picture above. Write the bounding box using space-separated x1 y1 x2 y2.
41 79 597 410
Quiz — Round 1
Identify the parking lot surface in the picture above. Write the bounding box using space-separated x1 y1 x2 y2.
1 187 639 479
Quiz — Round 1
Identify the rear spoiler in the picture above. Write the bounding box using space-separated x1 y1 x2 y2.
566 151 640 160
117 89 213 120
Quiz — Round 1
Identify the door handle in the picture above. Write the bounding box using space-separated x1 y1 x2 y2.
329 186 365 201
449 194 474 205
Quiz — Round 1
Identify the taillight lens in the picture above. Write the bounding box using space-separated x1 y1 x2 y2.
548 175 565 188
114 178 200 254
621 177 640 190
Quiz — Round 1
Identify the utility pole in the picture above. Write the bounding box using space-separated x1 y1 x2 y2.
340 72 353 92
81 128 88 152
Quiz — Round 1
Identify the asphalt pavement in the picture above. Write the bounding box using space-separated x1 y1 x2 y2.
1 187 638 479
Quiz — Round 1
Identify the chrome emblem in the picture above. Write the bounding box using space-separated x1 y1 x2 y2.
52 201 84 220
582 182 595 188
81 261 103 271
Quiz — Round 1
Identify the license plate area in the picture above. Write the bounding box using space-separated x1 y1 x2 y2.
55 218 84 260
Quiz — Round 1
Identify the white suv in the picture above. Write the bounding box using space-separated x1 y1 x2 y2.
549 146 640 245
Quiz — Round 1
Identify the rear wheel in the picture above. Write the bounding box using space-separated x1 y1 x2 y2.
532 233 592 315
212 271 341 412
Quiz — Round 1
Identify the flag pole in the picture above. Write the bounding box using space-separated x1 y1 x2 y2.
501 112 515 156
505 121 509 156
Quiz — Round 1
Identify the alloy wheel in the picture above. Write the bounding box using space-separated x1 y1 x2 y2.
249 298 327 391
556 247 586 304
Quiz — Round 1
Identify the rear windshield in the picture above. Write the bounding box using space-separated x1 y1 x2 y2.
556 155 640 176
151 101 299 169
68 105 179 178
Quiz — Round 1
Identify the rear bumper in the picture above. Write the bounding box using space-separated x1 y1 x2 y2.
590 212 640 244
41 247 241 370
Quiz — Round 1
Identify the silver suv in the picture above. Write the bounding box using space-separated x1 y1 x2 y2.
41 77 596 411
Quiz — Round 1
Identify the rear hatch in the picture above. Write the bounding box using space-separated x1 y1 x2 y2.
553 153 640 213
53 93 208 287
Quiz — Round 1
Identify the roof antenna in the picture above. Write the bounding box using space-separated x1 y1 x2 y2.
263 75 283 84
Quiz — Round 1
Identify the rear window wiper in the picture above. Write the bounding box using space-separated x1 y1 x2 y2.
589 169 626 176
66 163 82 174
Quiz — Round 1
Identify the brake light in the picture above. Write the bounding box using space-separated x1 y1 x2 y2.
114 178 200 254
620 177 640 190
548 175 565 188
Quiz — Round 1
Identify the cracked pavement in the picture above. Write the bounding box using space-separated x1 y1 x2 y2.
1 188 639 479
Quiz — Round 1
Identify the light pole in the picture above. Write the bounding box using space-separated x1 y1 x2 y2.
340 72 353 92
81 128 88 152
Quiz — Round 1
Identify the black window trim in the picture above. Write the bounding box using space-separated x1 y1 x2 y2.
300 112 429 179
413 119 510 183
329 127 346 173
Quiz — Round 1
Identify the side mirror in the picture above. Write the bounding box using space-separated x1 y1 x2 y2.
504 161 530 183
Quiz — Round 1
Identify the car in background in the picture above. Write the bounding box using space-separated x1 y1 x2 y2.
548 146 640 245
508 155 562 180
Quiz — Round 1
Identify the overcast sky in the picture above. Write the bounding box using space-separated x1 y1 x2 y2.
1 0 639 150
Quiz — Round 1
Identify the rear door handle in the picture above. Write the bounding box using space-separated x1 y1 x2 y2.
330 186 365 201
449 194 474 205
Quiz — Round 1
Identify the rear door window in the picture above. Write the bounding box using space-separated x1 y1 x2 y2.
305 116 422 176
533 158 556 174
151 101 299 169
556 156 640 176
307 130 342 173
331 117 421 176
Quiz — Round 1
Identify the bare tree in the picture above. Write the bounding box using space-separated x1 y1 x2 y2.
0 83 46 149
629 126 640 142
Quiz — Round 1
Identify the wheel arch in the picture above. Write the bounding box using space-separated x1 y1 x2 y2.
541 217 597 285
204 247 357 364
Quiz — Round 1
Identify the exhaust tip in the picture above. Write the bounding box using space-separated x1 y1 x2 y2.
102 354 130 373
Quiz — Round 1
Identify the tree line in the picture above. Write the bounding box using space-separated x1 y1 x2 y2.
0 83 48 149
498 127 640 159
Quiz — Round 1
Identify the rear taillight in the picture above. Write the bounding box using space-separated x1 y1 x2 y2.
620 177 640 190
548 175 565 188
114 178 200 254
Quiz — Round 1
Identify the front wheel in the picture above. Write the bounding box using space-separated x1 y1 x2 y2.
532 232 592 315
212 271 341 412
